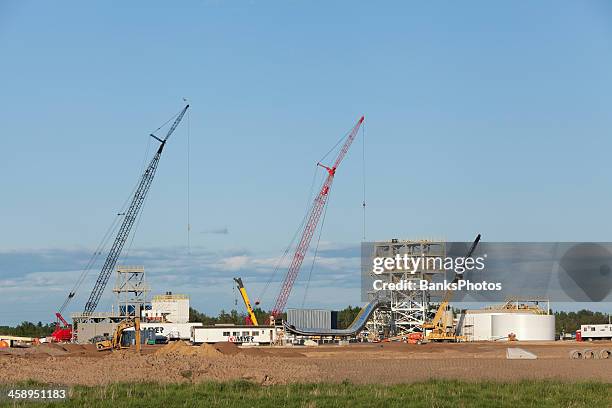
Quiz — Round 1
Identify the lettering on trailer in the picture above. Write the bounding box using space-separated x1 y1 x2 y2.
228 335 254 343
145 327 165 334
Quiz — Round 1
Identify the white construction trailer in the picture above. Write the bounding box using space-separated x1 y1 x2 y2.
191 325 277 345
580 324 612 341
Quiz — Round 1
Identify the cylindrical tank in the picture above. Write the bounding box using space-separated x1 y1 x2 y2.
491 313 555 341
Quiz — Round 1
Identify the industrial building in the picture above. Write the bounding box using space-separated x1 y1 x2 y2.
72 265 200 344
143 293 190 324
286 309 339 331
365 239 447 336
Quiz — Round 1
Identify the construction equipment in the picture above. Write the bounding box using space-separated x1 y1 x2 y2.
377 332 424 344
233 277 259 326
54 106 189 339
70 105 189 318
271 116 365 321
51 312 73 342
96 317 141 352
421 234 481 342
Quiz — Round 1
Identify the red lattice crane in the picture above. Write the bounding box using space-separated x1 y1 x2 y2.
271 116 364 319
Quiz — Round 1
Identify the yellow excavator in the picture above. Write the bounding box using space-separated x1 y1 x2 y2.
96 317 141 352
421 234 481 342
233 277 259 326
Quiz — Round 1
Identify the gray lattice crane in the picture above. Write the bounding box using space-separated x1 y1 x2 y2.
80 104 189 316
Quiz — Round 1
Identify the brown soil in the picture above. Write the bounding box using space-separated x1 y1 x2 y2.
0 341 610 386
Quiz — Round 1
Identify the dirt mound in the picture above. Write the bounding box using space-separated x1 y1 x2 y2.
36 344 69 356
155 341 194 356
61 344 85 352
197 343 222 357
213 342 240 355
62 344 99 357
155 341 223 358
154 341 272 358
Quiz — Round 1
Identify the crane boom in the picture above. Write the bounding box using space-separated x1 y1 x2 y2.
82 105 189 316
271 116 364 317
234 277 259 326
426 234 481 329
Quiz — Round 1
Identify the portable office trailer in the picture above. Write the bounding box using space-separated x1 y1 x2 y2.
191 325 276 344
580 324 612 340
124 322 203 340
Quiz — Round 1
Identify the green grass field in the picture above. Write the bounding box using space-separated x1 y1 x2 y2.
3 380 610 408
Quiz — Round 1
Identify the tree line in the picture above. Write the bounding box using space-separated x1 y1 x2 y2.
554 309 610 335
0 321 55 338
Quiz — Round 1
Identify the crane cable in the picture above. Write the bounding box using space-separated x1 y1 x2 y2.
186 106 191 254
318 126 354 164
257 164 320 304
57 177 140 314
302 121 366 306
58 213 122 313
362 122 366 240
58 106 186 315
301 184 332 307
122 107 186 263
258 121 360 307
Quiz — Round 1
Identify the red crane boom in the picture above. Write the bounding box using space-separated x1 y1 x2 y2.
271 116 364 318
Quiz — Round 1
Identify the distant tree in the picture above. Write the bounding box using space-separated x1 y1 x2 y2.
0 321 55 337
554 309 610 335
189 307 283 326
337 306 362 329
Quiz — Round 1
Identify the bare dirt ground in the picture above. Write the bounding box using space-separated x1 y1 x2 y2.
0 341 610 386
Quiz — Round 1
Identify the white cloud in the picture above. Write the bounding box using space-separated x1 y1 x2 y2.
0 244 364 324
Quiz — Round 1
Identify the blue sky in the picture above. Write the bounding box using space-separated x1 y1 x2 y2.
1 1 612 324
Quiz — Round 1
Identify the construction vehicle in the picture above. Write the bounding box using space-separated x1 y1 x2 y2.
234 277 259 326
96 318 141 352
420 234 481 342
51 313 72 342
270 117 364 323
54 105 189 338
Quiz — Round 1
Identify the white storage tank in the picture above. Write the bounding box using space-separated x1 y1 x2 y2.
491 314 555 341
457 299 555 341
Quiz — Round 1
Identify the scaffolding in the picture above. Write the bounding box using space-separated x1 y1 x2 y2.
72 266 150 343
113 265 150 317
368 239 446 335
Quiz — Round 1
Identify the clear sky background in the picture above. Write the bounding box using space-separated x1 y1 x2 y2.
1 1 612 324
